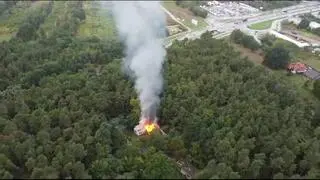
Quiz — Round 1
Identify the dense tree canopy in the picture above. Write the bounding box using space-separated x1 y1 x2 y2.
1 1 320 179
163 32 318 178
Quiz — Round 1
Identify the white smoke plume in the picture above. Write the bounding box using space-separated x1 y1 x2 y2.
111 1 167 121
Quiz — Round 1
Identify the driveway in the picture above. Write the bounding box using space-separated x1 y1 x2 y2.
303 66 320 80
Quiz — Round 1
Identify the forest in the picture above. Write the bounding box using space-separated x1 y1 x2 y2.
1 1 320 179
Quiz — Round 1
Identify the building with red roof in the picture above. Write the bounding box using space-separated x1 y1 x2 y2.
287 62 307 74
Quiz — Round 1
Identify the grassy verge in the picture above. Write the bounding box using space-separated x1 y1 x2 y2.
77 1 116 39
248 20 273 30
162 1 208 31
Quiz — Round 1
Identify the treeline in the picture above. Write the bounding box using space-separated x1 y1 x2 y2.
230 29 260 51
175 0 208 18
13 1 86 42
230 30 292 70
0 1 18 15
0 23 183 179
296 14 320 36
163 32 319 178
241 0 301 11
16 1 53 41
1 27 320 178
53 1 85 37
0 1 183 178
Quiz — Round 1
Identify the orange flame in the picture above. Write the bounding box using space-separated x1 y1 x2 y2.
143 120 159 134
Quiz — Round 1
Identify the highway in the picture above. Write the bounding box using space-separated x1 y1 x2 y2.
163 1 320 48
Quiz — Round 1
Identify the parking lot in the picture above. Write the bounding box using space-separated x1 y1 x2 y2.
201 1 259 18
304 66 320 80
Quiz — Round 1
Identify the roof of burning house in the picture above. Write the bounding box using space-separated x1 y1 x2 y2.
287 62 307 72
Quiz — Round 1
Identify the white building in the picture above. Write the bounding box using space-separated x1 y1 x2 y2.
134 119 148 136
287 17 302 25
133 117 159 136
309 21 320 29
191 19 198 26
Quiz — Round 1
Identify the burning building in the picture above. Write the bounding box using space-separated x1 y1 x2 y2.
134 117 160 136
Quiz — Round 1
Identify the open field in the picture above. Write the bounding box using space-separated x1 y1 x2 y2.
273 38 320 69
242 1 300 11
272 70 315 100
0 1 49 42
230 42 264 64
282 23 320 42
39 1 66 37
162 1 208 30
248 20 273 30
77 1 116 39
166 14 179 26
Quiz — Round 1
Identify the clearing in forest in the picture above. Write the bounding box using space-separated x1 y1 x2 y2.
230 38 316 100
0 1 49 42
39 1 66 37
161 1 208 30
77 1 116 39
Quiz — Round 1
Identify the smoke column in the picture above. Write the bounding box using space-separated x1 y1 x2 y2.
111 1 167 121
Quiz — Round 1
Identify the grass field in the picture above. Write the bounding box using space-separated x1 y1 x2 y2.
230 42 264 64
77 1 116 39
39 1 66 37
273 39 320 70
272 70 315 100
248 20 273 30
282 23 320 42
162 1 208 31
0 1 48 42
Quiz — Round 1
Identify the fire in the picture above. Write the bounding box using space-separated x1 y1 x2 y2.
134 118 160 136
144 123 157 134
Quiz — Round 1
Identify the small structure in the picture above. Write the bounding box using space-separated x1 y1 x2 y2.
191 19 198 26
312 48 320 55
309 21 320 29
134 117 159 136
287 17 302 25
287 62 308 74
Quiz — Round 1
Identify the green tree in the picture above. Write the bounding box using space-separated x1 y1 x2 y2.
298 19 310 29
263 46 290 69
313 80 320 99
142 151 182 179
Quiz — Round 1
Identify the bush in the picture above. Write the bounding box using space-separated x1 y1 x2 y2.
189 6 208 18
313 80 320 99
230 30 260 51
311 27 320 36
261 34 276 47
242 35 260 51
298 19 310 29
263 46 291 69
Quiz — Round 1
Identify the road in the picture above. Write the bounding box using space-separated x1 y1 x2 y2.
163 1 320 48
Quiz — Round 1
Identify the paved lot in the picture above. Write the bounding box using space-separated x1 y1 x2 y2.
202 1 259 18
303 66 320 80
